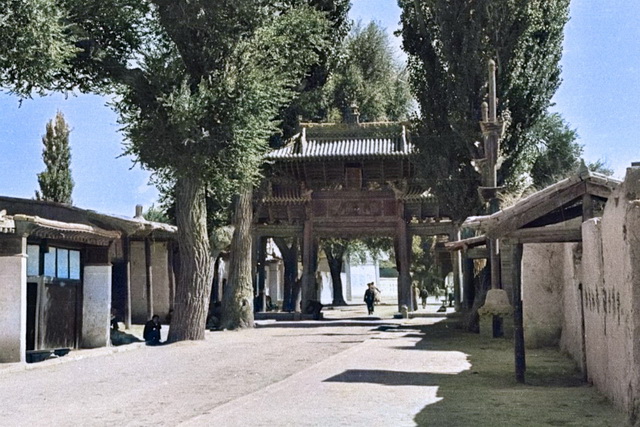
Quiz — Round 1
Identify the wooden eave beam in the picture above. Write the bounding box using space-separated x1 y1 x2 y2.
444 234 487 251
522 203 583 228
504 226 582 244
408 221 455 237
485 181 586 239
467 247 488 259
585 181 615 199
253 224 303 238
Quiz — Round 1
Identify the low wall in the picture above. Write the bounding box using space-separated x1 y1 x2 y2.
130 241 171 323
0 235 26 363
82 265 111 348
522 243 576 348
576 168 640 419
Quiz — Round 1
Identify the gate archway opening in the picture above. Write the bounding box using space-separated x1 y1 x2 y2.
252 121 462 315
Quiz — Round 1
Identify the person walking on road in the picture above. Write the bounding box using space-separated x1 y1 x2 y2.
420 287 429 309
364 283 376 315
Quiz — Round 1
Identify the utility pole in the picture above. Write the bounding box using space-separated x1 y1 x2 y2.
477 59 506 338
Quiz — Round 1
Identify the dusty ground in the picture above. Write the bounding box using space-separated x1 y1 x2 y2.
0 299 629 426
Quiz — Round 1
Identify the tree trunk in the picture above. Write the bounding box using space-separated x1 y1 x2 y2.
274 237 298 312
463 264 491 333
208 253 222 317
221 186 255 329
167 175 213 342
323 245 347 306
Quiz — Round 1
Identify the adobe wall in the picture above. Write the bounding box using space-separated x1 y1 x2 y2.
577 168 640 419
522 243 578 348
82 265 111 348
130 241 171 323
0 235 26 363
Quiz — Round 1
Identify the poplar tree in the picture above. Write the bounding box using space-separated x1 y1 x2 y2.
36 111 74 204
398 0 571 219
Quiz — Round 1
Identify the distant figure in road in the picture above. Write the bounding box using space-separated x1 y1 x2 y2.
372 283 381 304
364 283 376 315
412 283 420 311
143 315 162 345
420 287 429 309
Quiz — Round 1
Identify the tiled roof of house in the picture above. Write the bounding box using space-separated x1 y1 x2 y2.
267 122 415 161
0 196 177 239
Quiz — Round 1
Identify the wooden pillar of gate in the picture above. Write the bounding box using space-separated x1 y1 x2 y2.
301 218 315 313
256 236 267 312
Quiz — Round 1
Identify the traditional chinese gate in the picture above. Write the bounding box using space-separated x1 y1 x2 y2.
253 121 460 312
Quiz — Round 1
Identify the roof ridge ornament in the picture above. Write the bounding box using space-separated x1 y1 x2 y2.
345 102 360 125
577 159 591 179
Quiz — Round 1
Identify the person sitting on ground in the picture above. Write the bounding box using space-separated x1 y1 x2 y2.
305 300 324 320
110 310 119 331
143 315 162 345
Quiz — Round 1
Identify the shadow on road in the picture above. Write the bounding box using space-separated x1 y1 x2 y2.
255 320 397 329
325 369 439 387
323 318 625 426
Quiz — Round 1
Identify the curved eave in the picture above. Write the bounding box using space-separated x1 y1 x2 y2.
266 152 416 162
14 214 121 246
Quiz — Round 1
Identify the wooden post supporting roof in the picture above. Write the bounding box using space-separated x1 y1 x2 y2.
123 237 132 329
144 238 153 319
167 241 175 312
511 242 525 383
450 226 462 311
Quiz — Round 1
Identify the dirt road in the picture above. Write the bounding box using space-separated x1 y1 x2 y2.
0 303 628 426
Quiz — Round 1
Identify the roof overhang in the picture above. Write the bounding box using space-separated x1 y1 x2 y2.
13 214 121 246
463 171 620 241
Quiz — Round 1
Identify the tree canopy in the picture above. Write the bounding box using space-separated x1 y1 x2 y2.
4 0 349 339
399 0 570 220
35 111 74 204
283 20 413 130
0 0 75 95
328 21 413 122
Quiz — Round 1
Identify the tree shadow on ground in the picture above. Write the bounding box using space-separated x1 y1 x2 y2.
369 319 626 426
255 320 397 329
324 369 439 387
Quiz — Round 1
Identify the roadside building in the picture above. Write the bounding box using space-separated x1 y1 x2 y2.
0 197 176 363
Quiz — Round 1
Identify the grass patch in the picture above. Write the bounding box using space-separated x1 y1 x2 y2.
410 320 627 426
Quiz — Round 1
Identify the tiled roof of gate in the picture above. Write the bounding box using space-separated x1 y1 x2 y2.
267 122 415 161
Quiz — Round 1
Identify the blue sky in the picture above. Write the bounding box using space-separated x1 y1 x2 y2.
0 1 638 216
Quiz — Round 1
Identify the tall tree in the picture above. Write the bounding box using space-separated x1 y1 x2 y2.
35 111 74 204
529 112 582 189
330 21 413 122
281 20 412 129
0 0 342 340
399 0 571 220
